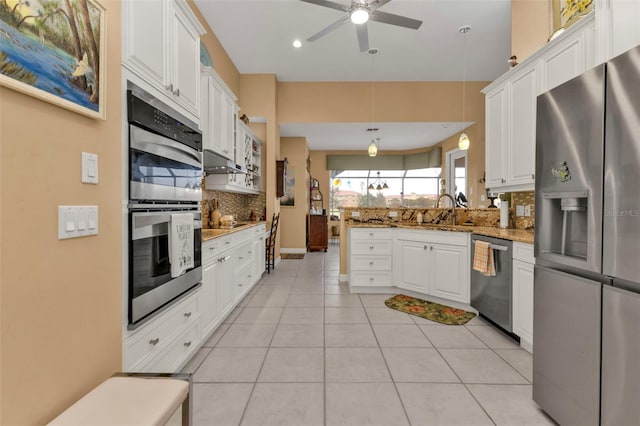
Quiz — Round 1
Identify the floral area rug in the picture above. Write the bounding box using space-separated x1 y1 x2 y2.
385 294 476 325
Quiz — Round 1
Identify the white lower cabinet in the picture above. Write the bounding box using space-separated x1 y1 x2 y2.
124 225 266 373
512 242 535 352
393 230 470 304
348 228 393 291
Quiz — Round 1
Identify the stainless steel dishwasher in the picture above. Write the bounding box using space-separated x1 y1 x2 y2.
470 234 513 332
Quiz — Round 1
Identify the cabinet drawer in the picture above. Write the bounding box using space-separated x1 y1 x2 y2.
233 241 253 273
513 242 534 263
351 240 392 255
396 229 469 246
351 271 393 287
203 240 218 264
351 228 392 240
124 292 199 370
351 255 392 271
145 320 200 373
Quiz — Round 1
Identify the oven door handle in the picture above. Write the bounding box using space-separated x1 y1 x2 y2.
130 125 202 168
132 212 201 240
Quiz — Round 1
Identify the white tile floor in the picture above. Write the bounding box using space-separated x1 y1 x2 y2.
182 246 556 426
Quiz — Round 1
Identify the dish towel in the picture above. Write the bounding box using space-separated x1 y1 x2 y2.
169 213 194 278
473 240 496 277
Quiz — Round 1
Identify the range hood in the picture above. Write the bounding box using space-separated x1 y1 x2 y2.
203 149 247 174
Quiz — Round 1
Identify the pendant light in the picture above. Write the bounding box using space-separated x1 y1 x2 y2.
458 25 471 151
367 171 388 191
367 48 380 156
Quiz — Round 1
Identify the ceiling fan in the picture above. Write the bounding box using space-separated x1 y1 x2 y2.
300 0 423 52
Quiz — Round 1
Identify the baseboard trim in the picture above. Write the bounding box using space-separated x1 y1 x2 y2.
339 274 349 283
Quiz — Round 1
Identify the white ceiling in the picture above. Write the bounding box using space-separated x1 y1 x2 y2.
195 0 512 150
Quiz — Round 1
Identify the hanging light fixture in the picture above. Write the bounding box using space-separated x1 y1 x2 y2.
367 171 389 191
351 6 370 24
367 48 379 156
458 25 471 151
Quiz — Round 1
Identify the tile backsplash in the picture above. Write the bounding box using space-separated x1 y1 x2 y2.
201 186 266 228
510 191 535 230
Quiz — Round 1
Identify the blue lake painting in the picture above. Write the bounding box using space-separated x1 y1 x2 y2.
0 0 103 115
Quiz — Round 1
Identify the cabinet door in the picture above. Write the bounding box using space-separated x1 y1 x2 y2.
200 72 212 149
485 85 508 189
512 259 534 352
122 0 167 91
542 22 592 92
169 0 201 116
201 260 219 335
429 243 469 304
216 255 234 317
395 241 429 293
223 95 237 160
252 237 265 281
209 81 229 158
598 0 640 62
508 65 537 187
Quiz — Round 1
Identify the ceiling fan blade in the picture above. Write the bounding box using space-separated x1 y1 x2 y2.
370 10 422 30
356 23 369 52
307 16 350 42
373 0 392 9
299 0 350 12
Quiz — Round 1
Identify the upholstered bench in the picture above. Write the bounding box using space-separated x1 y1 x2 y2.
47 373 192 426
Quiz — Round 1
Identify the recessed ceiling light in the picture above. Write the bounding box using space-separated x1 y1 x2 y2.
293 39 302 48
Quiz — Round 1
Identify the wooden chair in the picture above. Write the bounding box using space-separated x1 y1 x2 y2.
265 212 280 274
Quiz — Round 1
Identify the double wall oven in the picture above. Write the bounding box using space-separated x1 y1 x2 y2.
127 85 203 327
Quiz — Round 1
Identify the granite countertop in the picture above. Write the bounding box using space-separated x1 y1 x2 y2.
202 221 267 242
347 221 534 244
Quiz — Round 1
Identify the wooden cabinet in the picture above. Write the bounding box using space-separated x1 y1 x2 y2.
512 242 535 353
595 0 640 63
349 228 393 290
123 0 204 124
393 230 470 304
308 215 328 252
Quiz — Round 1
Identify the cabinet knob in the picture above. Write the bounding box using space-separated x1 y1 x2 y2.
165 83 174 92
248 251 252 254
239 256 243 260
209 246 215 251
183 341 192 348
369 232 374 236
369 246 374 250
369 261 374 265
149 338 160 346
247 274 252 278
424 245 428 250
184 312 192 318
501 178 506 183
238 283 243 287
225 241 231 245
531 173 535 179
430 246 433 251
369 277 374 281
173 88 180 97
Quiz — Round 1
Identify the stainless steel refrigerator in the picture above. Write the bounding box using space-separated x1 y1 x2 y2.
534 45 640 426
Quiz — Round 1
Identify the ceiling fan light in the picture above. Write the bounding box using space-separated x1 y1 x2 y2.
458 132 470 150
368 140 378 157
351 7 369 25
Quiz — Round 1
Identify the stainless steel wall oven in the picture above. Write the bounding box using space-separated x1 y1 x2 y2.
127 85 203 327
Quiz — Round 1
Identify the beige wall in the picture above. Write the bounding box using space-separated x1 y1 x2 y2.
280 137 309 250
187 0 240 95
0 1 122 424
511 0 552 61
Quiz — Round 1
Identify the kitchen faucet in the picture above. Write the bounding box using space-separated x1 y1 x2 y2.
436 193 456 225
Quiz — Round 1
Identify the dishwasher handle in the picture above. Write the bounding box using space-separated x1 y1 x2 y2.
472 240 509 251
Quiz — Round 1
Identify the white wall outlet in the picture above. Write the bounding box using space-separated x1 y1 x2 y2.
58 206 98 239
524 205 532 217
516 205 525 216
352 211 360 217
389 211 398 217
81 152 98 184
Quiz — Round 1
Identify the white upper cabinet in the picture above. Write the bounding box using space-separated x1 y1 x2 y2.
123 0 205 124
596 0 640 63
508 65 538 186
200 66 237 159
484 85 508 189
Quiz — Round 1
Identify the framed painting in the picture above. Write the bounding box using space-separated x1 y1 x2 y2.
553 0 594 32
280 165 295 207
0 0 106 119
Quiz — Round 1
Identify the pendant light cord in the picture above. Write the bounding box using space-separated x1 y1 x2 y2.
462 30 466 132
371 52 375 137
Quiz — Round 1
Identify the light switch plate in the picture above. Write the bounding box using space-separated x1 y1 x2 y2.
352 211 360 217
516 205 525 216
59 206 98 239
389 211 398 217
81 152 98 184
524 205 532 217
